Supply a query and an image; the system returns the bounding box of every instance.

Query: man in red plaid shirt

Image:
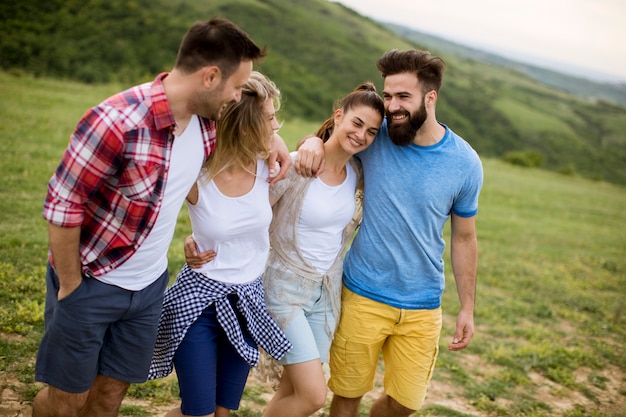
[32,18,290,417]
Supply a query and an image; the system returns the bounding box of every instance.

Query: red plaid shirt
[43,73,216,277]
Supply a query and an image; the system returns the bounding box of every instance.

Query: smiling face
[333,104,382,155]
[383,72,429,146]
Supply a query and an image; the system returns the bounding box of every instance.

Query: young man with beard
[296,49,483,417]
[33,18,290,417]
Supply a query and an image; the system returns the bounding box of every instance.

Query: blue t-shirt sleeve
[452,155,483,218]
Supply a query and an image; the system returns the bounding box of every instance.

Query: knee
[330,394,361,415]
[88,387,128,414]
[311,386,328,410]
[302,384,327,413]
[92,394,124,414]
[88,376,129,412]
[384,395,415,416]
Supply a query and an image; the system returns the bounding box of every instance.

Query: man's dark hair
[377,49,445,94]
[175,17,267,78]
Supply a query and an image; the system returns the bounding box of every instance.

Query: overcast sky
[333,0,626,83]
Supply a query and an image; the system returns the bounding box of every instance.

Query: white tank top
[189,160,272,284]
[297,163,357,273]
[99,115,205,290]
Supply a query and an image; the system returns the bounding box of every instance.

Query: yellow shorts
[328,286,442,410]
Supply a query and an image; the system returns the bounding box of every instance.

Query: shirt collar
[150,72,176,131]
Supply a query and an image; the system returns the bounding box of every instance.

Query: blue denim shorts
[35,262,168,393]
[279,284,336,365]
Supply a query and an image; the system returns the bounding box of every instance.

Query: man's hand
[58,278,83,301]
[294,136,325,177]
[184,235,216,269]
[448,308,474,351]
[268,133,291,183]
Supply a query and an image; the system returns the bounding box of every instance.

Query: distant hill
[386,23,626,107]
[1,0,625,185]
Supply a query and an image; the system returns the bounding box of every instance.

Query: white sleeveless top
[189,160,272,284]
[99,115,204,290]
[297,162,357,273]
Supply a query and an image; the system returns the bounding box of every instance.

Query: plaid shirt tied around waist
[42,73,216,277]
[148,264,292,380]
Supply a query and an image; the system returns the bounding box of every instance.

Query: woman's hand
[184,235,216,269]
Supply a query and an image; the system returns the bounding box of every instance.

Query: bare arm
[48,223,83,300]
[448,213,478,351]
[294,136,325,177]
[267,133,292,184]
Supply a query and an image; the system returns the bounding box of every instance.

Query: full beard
[386,105,427,146]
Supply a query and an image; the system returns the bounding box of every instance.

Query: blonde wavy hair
[201,71,281,182]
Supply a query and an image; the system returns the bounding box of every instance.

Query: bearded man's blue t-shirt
[343,119,483,310]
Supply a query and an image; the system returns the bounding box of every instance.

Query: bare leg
[263,359,327,417]
[329,394,362,417]
[368,394,415,417]
[215,406,230,417]
[77,374,130,417]
[32,385,89,417]
[165,407,184,417]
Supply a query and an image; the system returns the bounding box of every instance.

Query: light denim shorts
[279,284,336,365]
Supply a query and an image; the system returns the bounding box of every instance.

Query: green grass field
[0,72,624,416]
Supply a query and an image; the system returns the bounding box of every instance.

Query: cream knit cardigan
[263,156,364,336]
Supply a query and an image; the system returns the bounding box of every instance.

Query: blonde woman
[148,71,292,417]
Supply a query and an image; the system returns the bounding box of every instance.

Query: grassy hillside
[2,0,626,186]
[0,0,408,121]
[1,67,625,416]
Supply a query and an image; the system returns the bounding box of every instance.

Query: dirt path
[2,360,625,416]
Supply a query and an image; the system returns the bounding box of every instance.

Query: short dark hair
[376,49,445,94]
[175,17,267,77]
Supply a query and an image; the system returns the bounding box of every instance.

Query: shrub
[558,162,577,176]
[502,149,545,167]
